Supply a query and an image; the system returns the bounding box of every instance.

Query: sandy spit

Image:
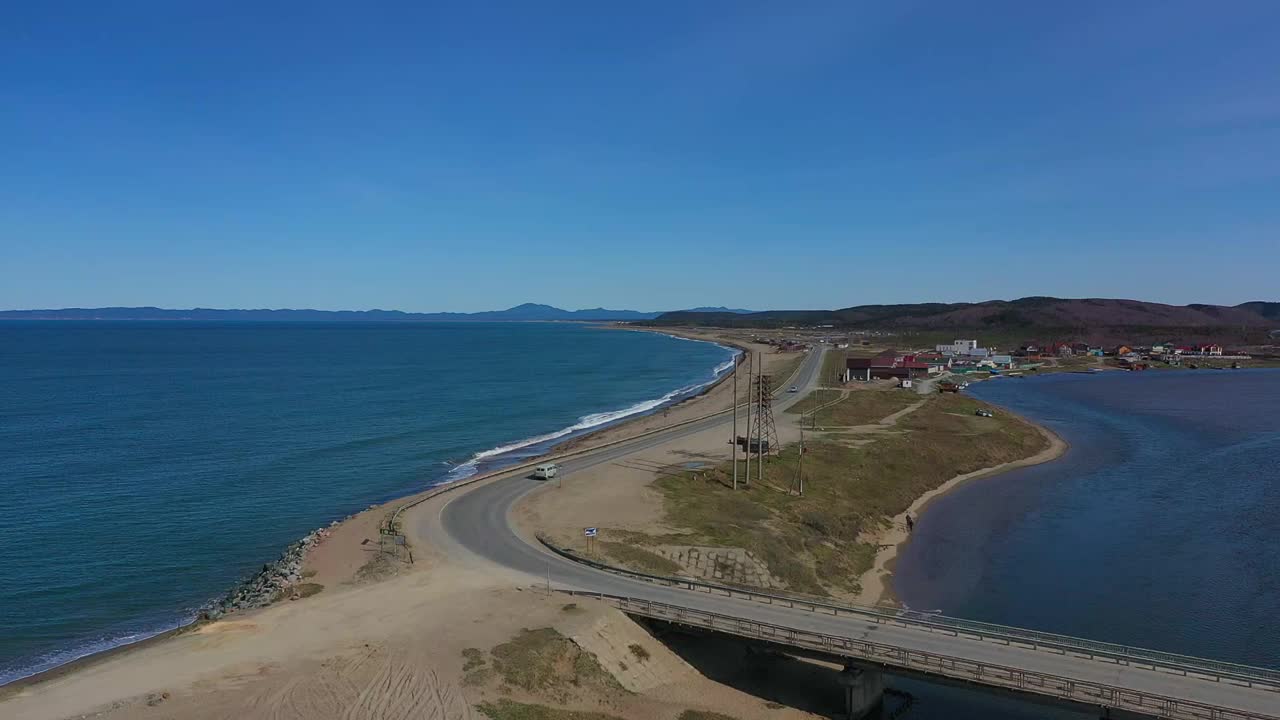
[852,419,1069,607]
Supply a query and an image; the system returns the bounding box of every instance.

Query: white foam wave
[713,356,738,376]
[1,617,193,687]
[441,348,738,483]
[442,383,701,481]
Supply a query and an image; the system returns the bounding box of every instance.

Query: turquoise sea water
[0,322,735,684]
[892,369,1280,719]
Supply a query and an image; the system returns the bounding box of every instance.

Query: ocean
[0,321,736,685]
[891,369,1280,719]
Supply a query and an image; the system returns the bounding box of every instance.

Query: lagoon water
[0,322,734,684]
[893,369,1280,718]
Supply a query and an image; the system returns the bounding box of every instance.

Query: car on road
[975,409,994,418]
[532,463,558,480]
[788,385,798,393]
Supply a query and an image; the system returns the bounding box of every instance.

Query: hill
[647,298,1280,344]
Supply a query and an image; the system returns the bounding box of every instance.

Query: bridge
[549,563,1280,720]
[420,346,1280,720]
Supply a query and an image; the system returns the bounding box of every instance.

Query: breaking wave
[442,343,739,483]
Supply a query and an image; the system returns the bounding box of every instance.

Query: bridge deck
[564,591,1279,720]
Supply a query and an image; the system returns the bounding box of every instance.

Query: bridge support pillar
[838,665,884,720]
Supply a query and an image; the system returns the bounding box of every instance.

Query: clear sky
[3,1,1278,312]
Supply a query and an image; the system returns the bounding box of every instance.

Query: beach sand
[1,481,822,720]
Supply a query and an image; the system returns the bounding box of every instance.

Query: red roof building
[846,355,932,381]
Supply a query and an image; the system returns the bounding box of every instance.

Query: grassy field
[787,386,920,428]
[638,393,1048,596]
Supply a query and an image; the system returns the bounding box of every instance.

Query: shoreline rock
[199,525,334,621]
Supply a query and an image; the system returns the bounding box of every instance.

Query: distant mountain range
[0,303,756,323]
[648,297,1280,343]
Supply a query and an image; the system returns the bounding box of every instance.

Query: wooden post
[752,351,762,484]
[744,351,752,488]
[732,353,739,491]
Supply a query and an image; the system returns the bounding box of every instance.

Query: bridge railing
[563,590,1278,720]
[537,536,1280,692]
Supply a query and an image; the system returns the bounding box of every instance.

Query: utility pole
[796,423,805,496]
[752,353,762,481]
[744,351,753,488]
[732,352,739,491]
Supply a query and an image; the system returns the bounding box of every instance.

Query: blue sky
[2,1,1278,312]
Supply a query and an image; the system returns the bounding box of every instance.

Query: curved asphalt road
[430,347,1280,718]
[437,346,825,586]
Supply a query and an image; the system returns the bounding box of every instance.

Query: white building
[936,339,981,356]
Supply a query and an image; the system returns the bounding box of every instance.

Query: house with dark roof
[845,352,932,382]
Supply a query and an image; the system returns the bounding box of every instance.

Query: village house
[845,352,932,382]
[989,354,1015,369]
[908,352,952,370]
[936,339,979,355]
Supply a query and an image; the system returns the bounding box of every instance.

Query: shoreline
[853,409,1069,607]
[0,325,745,691]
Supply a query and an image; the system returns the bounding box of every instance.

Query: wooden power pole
[731,352,739,491]
[744,352,753,488]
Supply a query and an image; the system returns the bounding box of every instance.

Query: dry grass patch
[678,711,739,720]
[596,541,682,575]
[651,394,1048,596]
[476,699,626,720]
[627,643,650,663]
[475,628,624,701]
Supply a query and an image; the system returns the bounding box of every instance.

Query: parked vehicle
[975,409,994,417]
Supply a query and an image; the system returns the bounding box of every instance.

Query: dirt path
[871,399,927,427]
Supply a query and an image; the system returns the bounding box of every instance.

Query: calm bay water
[892,369,1280,719]
[0,322,734,684]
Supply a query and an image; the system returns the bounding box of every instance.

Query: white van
[533,463,559,480]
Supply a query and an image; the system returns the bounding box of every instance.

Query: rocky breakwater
[200,525,334,621]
